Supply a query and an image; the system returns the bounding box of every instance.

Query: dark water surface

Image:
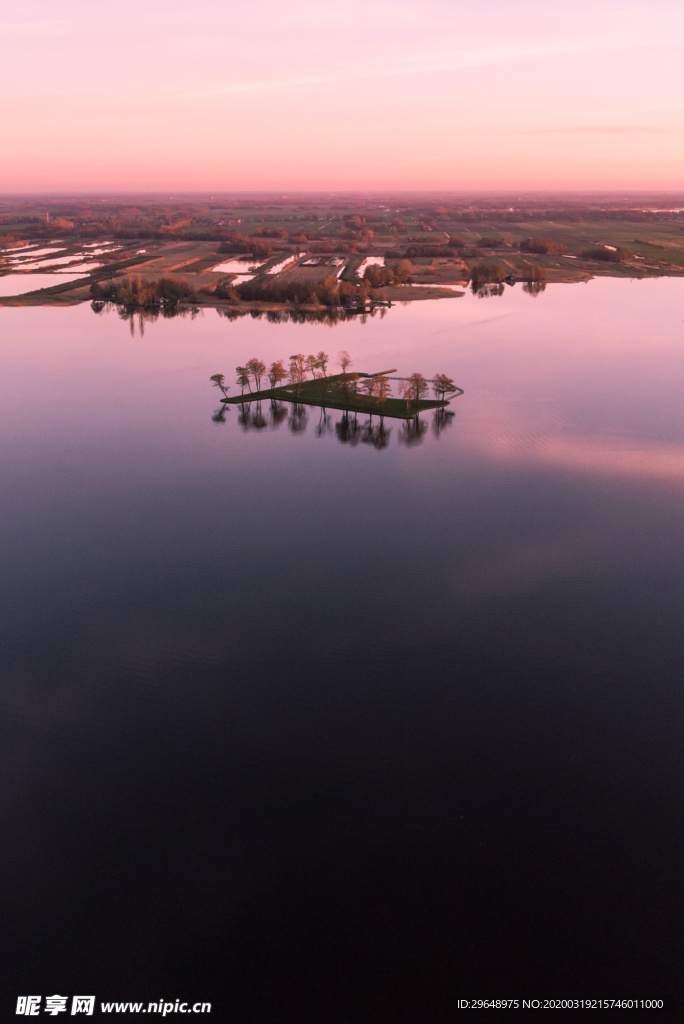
[2,280,684,1020]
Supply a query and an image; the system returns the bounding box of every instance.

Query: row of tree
[578,245,632,262]
[520,236,566,254]
[363,260,411,287]
[218,274,370,308]
[211,352,460,411]
[90,275,197,307]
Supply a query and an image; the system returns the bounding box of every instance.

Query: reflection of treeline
[470,262,508,287]
[221,399,455,450]
[90,275,197,307]
[91,300,203,337]
[218,274,365,307]
[216,306,379,325]
[91,298,371,329]
[470,260,546,290]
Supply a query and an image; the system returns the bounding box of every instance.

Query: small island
[211,353,463,421]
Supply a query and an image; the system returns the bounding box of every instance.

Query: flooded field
[7,247,65,259]
[14,255,103,270]
[212,257,263,273]
[0,272,89,296]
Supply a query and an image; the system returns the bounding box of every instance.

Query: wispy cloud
[186,39,619,100]
[0,19,65,35]
[516,125,674,135]
[175,22,668,103]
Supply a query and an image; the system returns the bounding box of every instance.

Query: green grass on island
[221,372,463,420]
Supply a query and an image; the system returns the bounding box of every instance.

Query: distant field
[409,256,468,284]
[5,195,684,309]
[461,220,684,270]
[182,253,224,273]
[384,285,463,300]
[340,256,365,282]
[277,264,337,284]
[125,241,219,275]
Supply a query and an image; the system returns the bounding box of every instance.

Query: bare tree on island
[306,354,319,380]
[360,377,377,421]
[375,375,391,417]
[409,373,428,407]
[338,350,352,375]
[246,357,266,392]
[361,377,377,400]
[312,351,329,399]
[268,360,288,389]
[236,366,251,394]
[399,372,428,411]
[210,373,229,398]
[399,379,412,409]
[289,353,306,395]
[432,373,459,403]
[210,374,230,423]
[337,350,353,407]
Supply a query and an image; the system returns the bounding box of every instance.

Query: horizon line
[3,188,684,198]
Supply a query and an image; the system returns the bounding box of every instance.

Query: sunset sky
[2,0,683,191]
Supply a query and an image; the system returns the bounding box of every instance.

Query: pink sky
[2,0,683,191]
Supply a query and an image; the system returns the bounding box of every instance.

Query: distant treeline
[4,196,684,253]
[520,237,566,254]
[470,261,546,287]
[363,261,412,287]
[90,275,197,307]
[578,245,632,262]
[216,275,366,307]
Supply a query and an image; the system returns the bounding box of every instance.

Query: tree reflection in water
[432,407,455,439]
[215,400,453,450]
[316,406,333,438]
[362,419,392,450]
[270,400,288,429]
[335,412,362,446]
[238,402,252,432]
[288,403,308,434]
[398,416,428,446]
[212,404,230,424]
[92,299,391,333]
[91,301,204,336]
[239,400,271,432]
[471,281,505,299]
[522,280,546,297]
[252,402,268,430]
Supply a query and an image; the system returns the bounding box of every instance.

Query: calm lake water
[2,279,684,1020]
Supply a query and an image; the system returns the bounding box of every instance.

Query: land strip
[4,195,684,310]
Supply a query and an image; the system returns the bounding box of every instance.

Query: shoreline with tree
[212,351,463,422]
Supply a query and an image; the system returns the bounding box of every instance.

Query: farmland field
[4,195,684,312]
